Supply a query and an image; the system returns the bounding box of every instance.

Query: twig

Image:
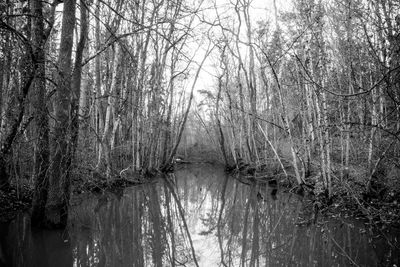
[328,229,361,267]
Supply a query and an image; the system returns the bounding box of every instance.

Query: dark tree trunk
[0,156,9,189]
[0,56,35,189]
[45,0,76,228]
[31,0,50,226]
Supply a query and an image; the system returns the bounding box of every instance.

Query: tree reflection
[0,164,399,266]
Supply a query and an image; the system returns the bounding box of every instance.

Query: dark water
[0,164,399,267]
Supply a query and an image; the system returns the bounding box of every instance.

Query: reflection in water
[0,164,399,266]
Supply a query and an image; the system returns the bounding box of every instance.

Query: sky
[191,0,294,109]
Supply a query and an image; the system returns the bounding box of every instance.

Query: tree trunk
[368,83,378,175]
[321,86,332,197]
[216,75,228,165]
[97,44,120,178]
[70,0,88,157]
[31,0,50,225]
[94,0,102,161]
[0,53,35,189]
[45,0,76,228]
[275,63,303,185]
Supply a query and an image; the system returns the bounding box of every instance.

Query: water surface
[1,164,399,266]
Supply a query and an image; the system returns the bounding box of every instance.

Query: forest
[0,0,399,235]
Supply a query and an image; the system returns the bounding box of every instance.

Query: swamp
[0,0,400,266]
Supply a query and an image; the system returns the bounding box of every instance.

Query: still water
[0,164,399,267]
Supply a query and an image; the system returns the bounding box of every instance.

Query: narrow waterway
[0,164,399,266]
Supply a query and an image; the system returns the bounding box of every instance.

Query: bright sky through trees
[193,0,293,114]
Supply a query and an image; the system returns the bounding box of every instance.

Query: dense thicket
[0,0,204,227]
[196,0,400,198]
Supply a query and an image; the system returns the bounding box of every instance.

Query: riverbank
[2,163,398,267]
[0,183,32,222]
[229,159,400,229]
[1,161,399,230]
[0,169,145,223]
